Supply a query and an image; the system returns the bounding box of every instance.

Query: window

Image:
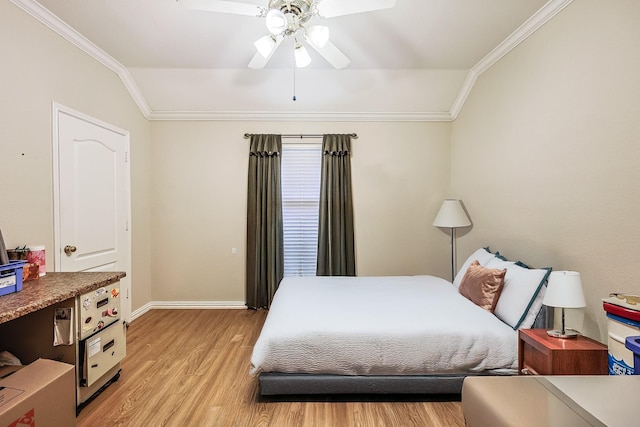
[281,142,322,276]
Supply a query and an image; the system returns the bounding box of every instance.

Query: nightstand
[518,328,608,375]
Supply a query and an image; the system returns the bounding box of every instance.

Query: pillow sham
[458,260,507,312]
[519,282,547,329]
[453,247,496,288]
[487,257,551,329]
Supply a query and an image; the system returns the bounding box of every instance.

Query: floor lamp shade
[432,200,472,228]
[433,199,471,282]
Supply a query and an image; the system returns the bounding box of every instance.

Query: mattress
[250,275,518,377]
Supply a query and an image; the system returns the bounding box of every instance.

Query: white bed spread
[250,275,518,376]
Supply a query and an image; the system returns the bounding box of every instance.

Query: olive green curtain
[246,134,284,309]
[317,134,356,276]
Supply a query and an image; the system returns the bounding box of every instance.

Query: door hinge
[124,151,129,163]
[125,220,129,232]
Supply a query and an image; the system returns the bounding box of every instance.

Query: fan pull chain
[292,63,297,101]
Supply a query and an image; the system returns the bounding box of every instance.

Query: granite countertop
[0,271,126,324]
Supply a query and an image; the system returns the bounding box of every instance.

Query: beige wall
[0,1,153,312]
[149,121,451,302]
[451,0,640,342]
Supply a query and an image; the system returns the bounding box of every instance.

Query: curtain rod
[244,133,358,139]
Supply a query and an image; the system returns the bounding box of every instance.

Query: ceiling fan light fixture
[266,8,287,35]
[183,0,396,69]
[254,35,276,58]
[294,43,312,68]
[306,25,330,48]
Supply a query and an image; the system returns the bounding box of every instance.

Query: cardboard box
[0,365,23,380]
[0,359,75,427]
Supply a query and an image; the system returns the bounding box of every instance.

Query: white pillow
[453,248,496,288]
[519,284,547,329]
[489,258,551,329]
[485,256,515,270]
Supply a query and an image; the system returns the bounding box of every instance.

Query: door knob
[64,245,77,255]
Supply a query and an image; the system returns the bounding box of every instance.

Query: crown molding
[10,0,152,118]
[450,0,574,120]
[148,110,452,122]
[13,0,572,123]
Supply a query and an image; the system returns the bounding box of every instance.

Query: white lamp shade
[542,271,586,308]
[432,199,471,228]
[266,9,287,35]
[254,35,277,58]
[294,44,311,68]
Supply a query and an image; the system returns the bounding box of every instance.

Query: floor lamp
[433,199,472,282]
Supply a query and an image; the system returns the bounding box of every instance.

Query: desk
[462,375,640,427]
[0,272,125,324]
[0,272,126,409]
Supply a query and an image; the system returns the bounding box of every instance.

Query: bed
[250,248,553,396]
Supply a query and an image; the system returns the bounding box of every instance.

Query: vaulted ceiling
[17,0,572,120]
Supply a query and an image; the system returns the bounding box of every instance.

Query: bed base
[258,373,490,396]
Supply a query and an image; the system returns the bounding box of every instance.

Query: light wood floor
[77,309,465,426]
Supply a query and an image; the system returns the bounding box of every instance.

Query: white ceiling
[20,0,567,120]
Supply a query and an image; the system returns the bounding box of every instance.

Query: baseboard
[129,301,246,323]
[129,302,152,322]
[151,301,246,310]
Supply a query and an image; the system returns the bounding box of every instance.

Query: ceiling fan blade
[248,35,284,69]
[178,0,265,17]
[304,37,350,69]
[316,0,396,18]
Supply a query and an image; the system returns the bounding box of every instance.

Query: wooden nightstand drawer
[521,340,547,375]
[518,329,608,376]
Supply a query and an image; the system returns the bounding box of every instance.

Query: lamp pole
[433,199,471,282]
[449,227,456,282]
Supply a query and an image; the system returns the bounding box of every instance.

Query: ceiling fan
[178,0,397,69]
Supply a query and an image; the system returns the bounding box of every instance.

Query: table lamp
[432,199,471,282]
[542,271,586,338]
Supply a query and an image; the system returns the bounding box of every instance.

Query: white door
[53,104,131,322]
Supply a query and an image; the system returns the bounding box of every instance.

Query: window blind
[281,142,322,277]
